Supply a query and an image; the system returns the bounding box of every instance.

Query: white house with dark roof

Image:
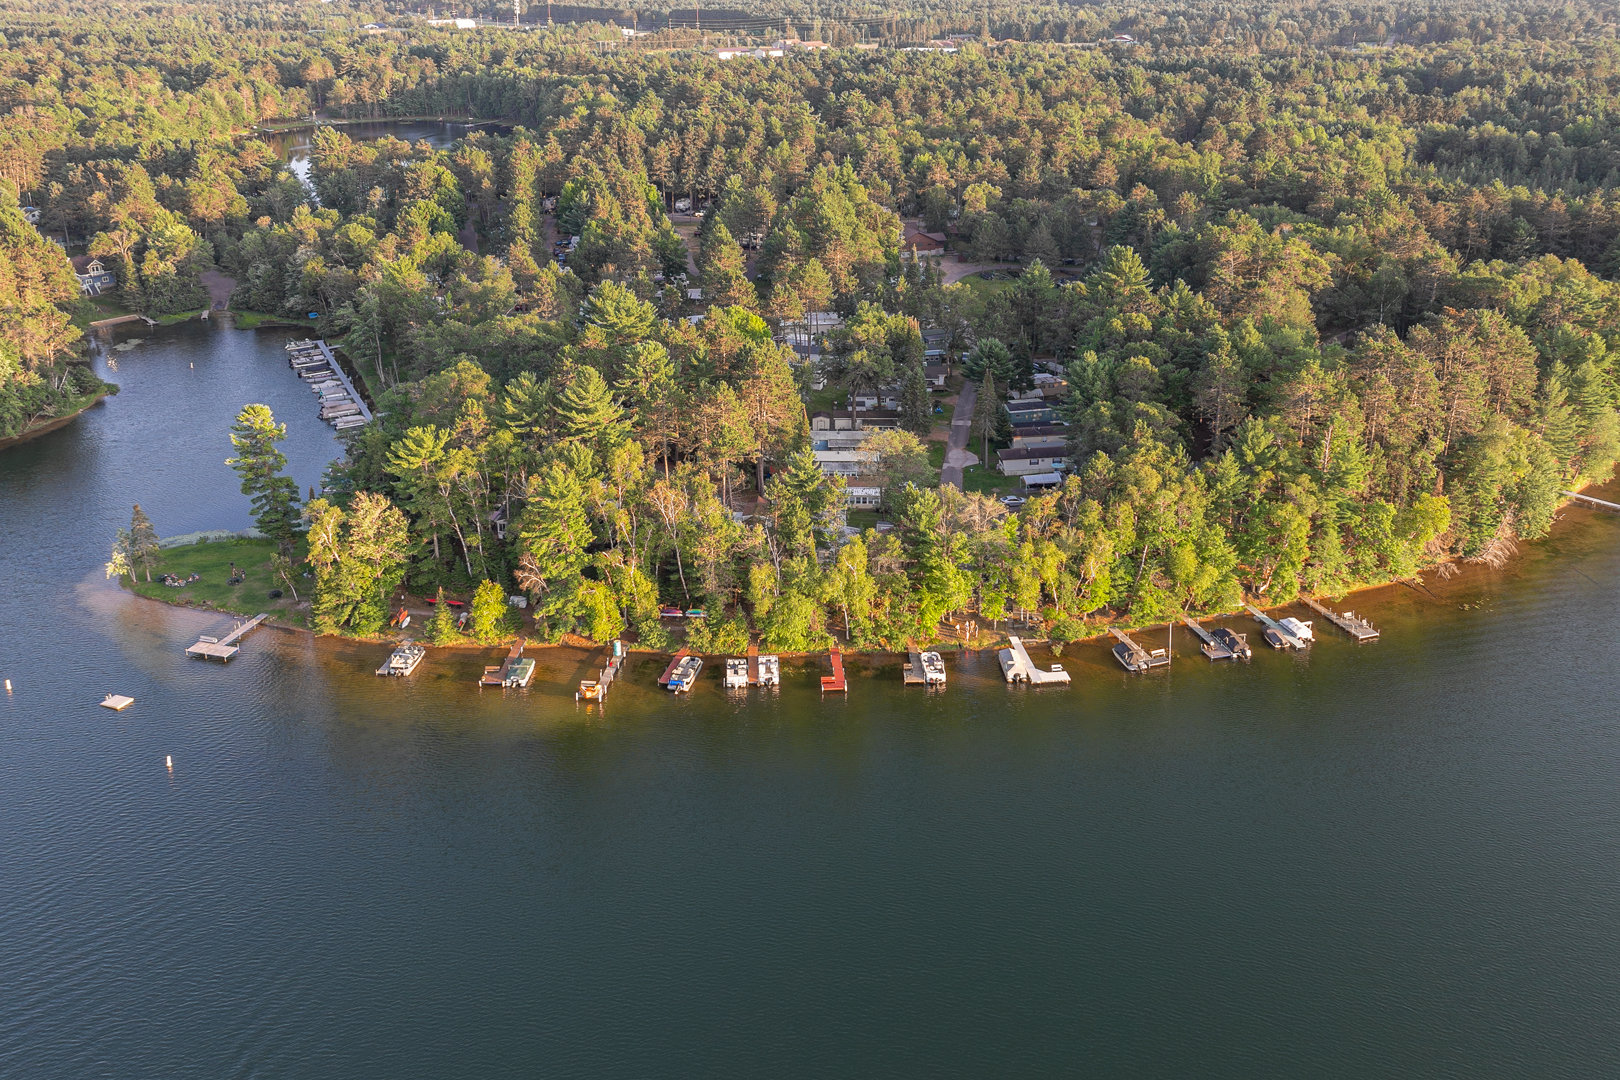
[997,446,1071,477]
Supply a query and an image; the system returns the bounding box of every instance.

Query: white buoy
[4,679,10,692]
[166,755,172,770]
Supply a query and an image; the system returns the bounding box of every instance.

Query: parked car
[1000,495,1026,507]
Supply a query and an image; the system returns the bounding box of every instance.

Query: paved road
[941,378,980,489]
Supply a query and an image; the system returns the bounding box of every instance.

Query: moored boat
[376,642,426,676]
[1211,627,1252,659]
[667,654,703,692]
[919,651,947,685]
[724,658,749,688]
[1279,617,1314,643]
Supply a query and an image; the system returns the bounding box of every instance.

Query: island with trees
[14,0,1616,653]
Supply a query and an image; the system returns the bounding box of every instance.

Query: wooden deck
[1110,627,1170,671]
[820,647,848,692]
[1300,598,1379,641]
[1180,617,1234,660]
[658,648,691,686]
[481,639,525,686]
[746,643,759,685]
[185,613,269,661]
[903,649,927,684]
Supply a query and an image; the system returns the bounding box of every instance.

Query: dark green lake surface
[2,319,1619,1078]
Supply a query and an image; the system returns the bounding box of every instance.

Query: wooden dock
[904,650,927,685]
[1301,598,1379,641]
[185,613,269,661]
[1244,604,1307,649]
[287,339,372,428]
[747,643,759,685]
[1180,617,1234,660]
[1110,627,1170,672]
[657,648,691,686]
[997,636,1071,684]
[820,647,848,692]
[481,638,525,686]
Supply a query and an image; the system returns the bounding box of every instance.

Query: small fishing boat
[724,658,749,688]
[1211,627,1251,659]
[666,654,703,692]
[1279,617,1314,643]
[1262,627,1293,650]
[919,651,947,685]
[376,642,426,676]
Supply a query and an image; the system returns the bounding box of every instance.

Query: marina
[285,339,371,431]
[1245,604,1309,649]
[376,642,426,676]
[1110,627,1171,673]
[997,636,1071,685]
[1300,598,1380,641]
[184,612,269,661]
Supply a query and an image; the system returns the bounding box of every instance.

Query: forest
[9,0,1620,648]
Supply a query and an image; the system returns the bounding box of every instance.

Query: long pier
[1563,490,1620,512]
[1244,604,1307,649]
[185,613,269,661]
[287,339,372,428]
[904,650,927,685]
[1180,617,1233,660]
[997,636,1071,684]
[1300,598,1379,641]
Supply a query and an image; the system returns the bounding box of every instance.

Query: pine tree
[898,359,933,436]
[971,367,1001,467]
[429,587,460,645]
[226,404,300,554]
[554,366,631,450]
[469,579,510,644]
[127,504,161,582]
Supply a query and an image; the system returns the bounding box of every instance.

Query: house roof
[1006,399,1052,412]
[70,255,100,273]
[997,446,1071,462]
[1011,424,1070,438]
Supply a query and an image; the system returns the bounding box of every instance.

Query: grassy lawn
[807,383,845,414]
[957,274,1016,301]
[124,538,309,625]
[846,509,883,531]
[232,310,311,330]
[927,441,946,471]
[154,309,206,325]
[962,462,1018,496]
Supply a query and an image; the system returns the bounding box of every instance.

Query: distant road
[941,378,978,489]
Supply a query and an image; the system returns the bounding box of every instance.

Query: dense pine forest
[14,0,1620,648]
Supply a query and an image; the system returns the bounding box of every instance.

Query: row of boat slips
[285,339,371,432]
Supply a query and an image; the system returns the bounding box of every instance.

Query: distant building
[1009,423,1070,449]
[923,363,949,389]
[997,446,1071,477]
[70,255,116,297]
[427,18,477,29]
[1006,400,1056,425]
[22,206,41,225]
[811,408,900,432]
[903,226,947,256]
[845,481,883,509]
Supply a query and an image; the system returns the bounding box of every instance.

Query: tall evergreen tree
[126,504,161,582]
[898,359,933,436]
[226,404,300,554]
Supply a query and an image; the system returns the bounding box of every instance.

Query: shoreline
[0,392,111,451]
[116,476,1620,662]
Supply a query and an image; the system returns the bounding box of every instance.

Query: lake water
[2,320,1619,1078]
